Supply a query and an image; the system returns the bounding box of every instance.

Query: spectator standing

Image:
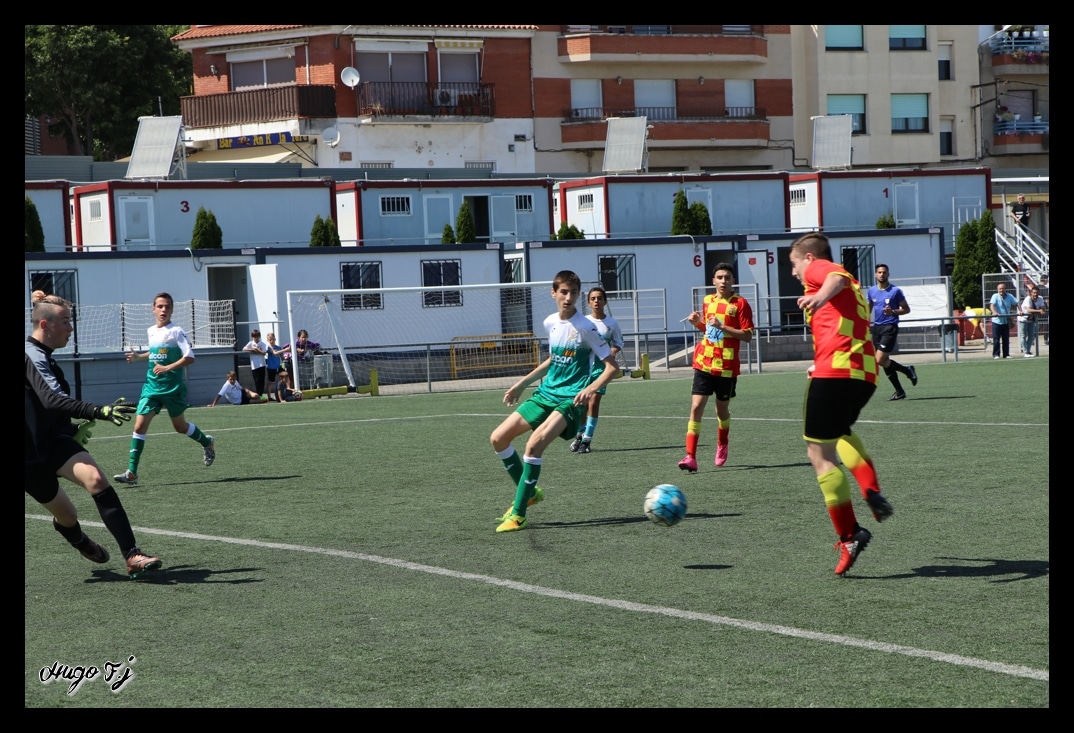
[1019,286,1047,357]
[989,283,1019,359]
[866,264,918,401]
[243,329,269,395]
[292,329,320,391]
[1010,194,1031,231]
[265,333,289,400]
[1036,275,1050,345]
[788,232,893,576]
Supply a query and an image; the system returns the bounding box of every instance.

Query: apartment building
[169,25,1042,175]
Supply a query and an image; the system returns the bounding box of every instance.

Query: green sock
[128,437,145,474]
[187,423,211,446]
[512,459,542,516]
[501,450,523,486]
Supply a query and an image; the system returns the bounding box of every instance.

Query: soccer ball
[644,484,687,527]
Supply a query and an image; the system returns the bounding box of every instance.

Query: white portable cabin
[553,172,791,239]
[335,178,556,247]
[788,167,991,265]
[25,180,72,252]
[70,178,337,251]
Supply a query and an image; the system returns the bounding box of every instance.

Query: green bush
[441,224,456,244]
[876,212,896,229]
[26,196,45,252]
[671,190,691,235]
[191,206,223,249]
[689,202,712,236]
[555,222,585,240]
[455,201,477,244]
[310,215,327,247]
[324,216,341,247]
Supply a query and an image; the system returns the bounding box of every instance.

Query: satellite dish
[341,67,360,88]
[322,126,340,147]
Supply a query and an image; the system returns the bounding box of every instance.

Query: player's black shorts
[803,378,876,442]
[871,323,900,353]
[25,436,84,504]
[691,370,737,401]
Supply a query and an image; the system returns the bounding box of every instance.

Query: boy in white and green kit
[489,271,620,533]
[114,292,216,485]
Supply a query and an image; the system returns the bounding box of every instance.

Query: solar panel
[602,117,648,174]
[125,116,184,179]
[811,115,853,170]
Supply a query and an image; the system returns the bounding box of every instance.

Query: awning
[435,39,484,50]
[184,145,307,164]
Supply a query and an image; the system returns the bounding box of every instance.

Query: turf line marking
[26,514,1048,683]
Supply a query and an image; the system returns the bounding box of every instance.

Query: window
[939,118,954,156]
[840,246,875,284]
[422,259,462,307]
[937,41,953,80]
[891,94,929,133]
[380,196,412,216]
[889,25,926,50]
[438,52,478,83]
[598,255,636,297]
[827,94,866,134]
[578,193,594,212]
[724,80,756,118]
[89,200,103,222]
[465,161,496,170]
[230,58,294,91]
[340,262,383,310]
[29,270,78,305]
[515,195,533,213]
[360,161,394,169]
[633,25,670,35]
[570,79,602,119]
[825,26,863,50]
[790,189,807,207]
[634,80,676,120]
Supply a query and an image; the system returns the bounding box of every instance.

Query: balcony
[990,31,1050,74]
[180,84,336,129]
[357,82,495,119]
[561,106,769,148]
[558,25,768,63]
[992,117,1050,154]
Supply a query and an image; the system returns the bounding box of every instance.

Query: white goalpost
[286,282,554,394]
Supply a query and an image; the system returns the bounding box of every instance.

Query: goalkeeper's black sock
[93,486,137,557]
[52,518,85,546]
[889,359,912,378]
[884,365,904,393]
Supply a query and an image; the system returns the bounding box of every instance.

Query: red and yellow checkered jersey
[801,258,878,383]
[691,293,754,377]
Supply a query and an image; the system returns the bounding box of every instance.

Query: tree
[689,202,713,236]
[191,206,222,249]
[324,216,341,247]
[951,217,979,310]
[441,224,456,244]
[310,215,328,247]
[26,197,45,252]
[455,200,477,244]
[671,190,691,235]
[555,222,585,240]
[975,209,1000,277]
[25,25,192,160]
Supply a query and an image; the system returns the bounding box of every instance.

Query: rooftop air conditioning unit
[434,88,458,107]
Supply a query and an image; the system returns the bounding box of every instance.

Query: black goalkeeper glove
[95,399,136,426]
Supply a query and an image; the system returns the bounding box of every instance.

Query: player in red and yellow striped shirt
[790,233,894,576]
[677,262,754,473]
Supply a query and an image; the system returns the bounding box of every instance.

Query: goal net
[286,282,556,394]
[25,299,236,356]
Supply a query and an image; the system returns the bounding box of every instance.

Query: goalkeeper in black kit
[25,293,163,579]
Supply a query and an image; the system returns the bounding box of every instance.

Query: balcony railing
[564,106,767,122]
[358,82,495,118]
[994,119,1049,134]
[180,84,336,129]
[990,32,1050,55]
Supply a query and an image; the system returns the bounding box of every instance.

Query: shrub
[689,202,713,236]
[310,215,328,247]
[875,212,896,229]
[26,196,45,252]
[191,206,223,249]
[455,201,477,244]
[324,216,341,247]
[671,190,691,235]
[555,222,585,240]
[441,224,456,244]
